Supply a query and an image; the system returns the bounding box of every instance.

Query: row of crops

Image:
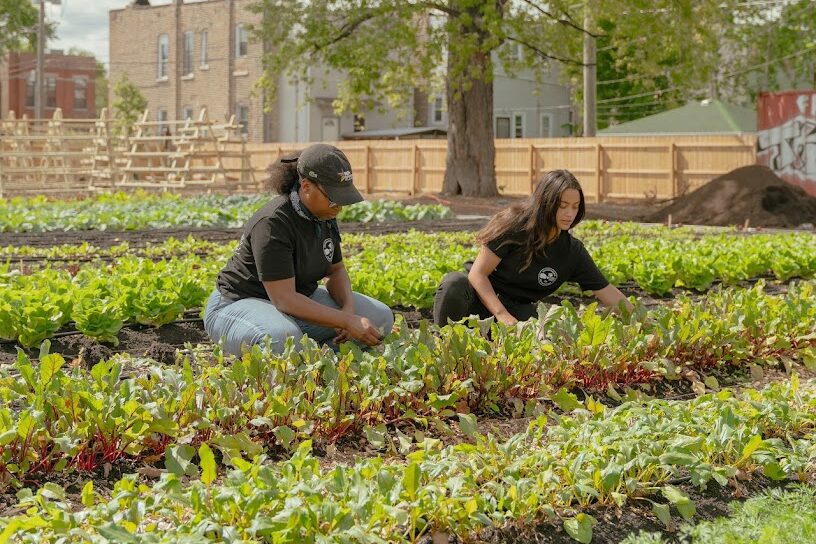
[2,280,816,487]
[0,193,453,232]
[2,225,816,347]
[1,362,813,542]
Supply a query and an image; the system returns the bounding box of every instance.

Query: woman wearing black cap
[433,169,633,327]
[204,143,393,355]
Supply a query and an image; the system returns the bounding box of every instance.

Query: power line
[597,106,670,117]
[597,100,677,110]
[719,43,816,79]
[597,76,637,86]
[494,104,573,112]
[596,43,815,104]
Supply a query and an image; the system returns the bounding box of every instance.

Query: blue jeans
[203,287,394,356]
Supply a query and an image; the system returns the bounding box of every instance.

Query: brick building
[109,0,573,143]
[110,0,277,142]
[0,50,97,119]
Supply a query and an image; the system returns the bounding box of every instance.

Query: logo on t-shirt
[323,238,335,262]
[538,267,558,287]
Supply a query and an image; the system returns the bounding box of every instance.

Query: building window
[432,95,444,124]
[509,42,524,62]
[157,107,168,135]
[183,31,194,76]
[200,30,208,66]
[26,71,35,107]
[182,105,194,120]
[46,76,57,108]
[496,116,510,138]
[236,103,249,134]
[235,24,249,58]
[540,113,552,137]
[73,77,88,110]
[513,113,524,138]
[353,113,365,132]
[157,34,169,79]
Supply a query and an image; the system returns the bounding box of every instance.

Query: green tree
[725,0,816,103]
[253,0,736,196]
[562,18,692,131]
[556,1,737,131]
[0,0,39,56]
[94,61,109,116]
[112,74,147,135]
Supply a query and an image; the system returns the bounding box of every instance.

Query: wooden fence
[1,110,756,200]
[232,134,757,201]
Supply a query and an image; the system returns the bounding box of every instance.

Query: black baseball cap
[297,144,364,206]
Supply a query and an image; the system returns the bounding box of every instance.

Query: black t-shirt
[485,230,608,304]
[216,195,343,301]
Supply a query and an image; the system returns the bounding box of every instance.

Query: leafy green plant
[0,193,453,233]
[1,380,814,543]
[72,295,124,345]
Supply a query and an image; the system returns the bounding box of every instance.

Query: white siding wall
[492,61,573,138]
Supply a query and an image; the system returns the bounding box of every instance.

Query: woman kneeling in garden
[433,169,633,327]
[204,143,394,355]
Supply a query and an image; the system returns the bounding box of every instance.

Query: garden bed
[2,202,815,542]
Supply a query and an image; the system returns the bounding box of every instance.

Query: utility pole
[35,0,46,119]
[583,5,596,137]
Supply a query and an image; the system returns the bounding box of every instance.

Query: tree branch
[310,11,377,52]
[505,36,587,66]
[308,1,458,53]
[519,0,602,38]
[413,1,462,18]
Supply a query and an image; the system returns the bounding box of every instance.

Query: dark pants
[432,271,538,326]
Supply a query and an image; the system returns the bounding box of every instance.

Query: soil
[0,218,488,249]
[0,321,210,368]
[397,193,654,223]
[646,165,816,229]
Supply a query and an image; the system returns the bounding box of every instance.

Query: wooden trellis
[0,110,100,196]
[0,108,258,197]
[115,108,256,191]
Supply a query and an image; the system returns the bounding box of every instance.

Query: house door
[322,116,340,141]
[496,116,511,139]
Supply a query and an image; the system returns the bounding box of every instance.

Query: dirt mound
[648,165,816,228]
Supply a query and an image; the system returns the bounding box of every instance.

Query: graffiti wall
[757,91,816,196]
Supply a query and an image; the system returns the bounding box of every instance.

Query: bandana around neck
[289,180,339,240]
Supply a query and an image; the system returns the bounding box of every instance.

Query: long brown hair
[476,169,586,271]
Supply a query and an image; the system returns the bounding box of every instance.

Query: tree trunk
[442,51,498,197]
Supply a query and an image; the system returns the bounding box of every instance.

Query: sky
[46,0,174,68]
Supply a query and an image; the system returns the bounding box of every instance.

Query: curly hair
[264,151,302,194]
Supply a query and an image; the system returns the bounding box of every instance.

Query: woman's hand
[333,328,351,344]
[340,314,383,346]
[495,309,518,327]
[593,284,634,315]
